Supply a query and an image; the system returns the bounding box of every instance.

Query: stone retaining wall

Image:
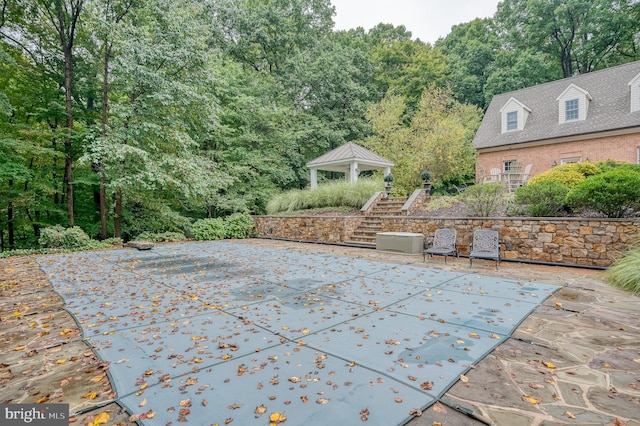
[254,215,640,267]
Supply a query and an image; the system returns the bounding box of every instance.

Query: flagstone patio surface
[36,241,558,425]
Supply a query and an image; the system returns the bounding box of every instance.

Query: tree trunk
[8,179,14,249]
[114,188,122,238]
[63,42,75,226]
[99,41,113,239]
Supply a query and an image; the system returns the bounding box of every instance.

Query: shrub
[513,182,569,217]
[134,231,186,242]
[38,225,66,248]
[39,225,91,249]
[224,213,255,239]
[528,168,586,188]
[606,239,640,295]
[461,183,507,217]
[565,169,640,217]
[103,237,124,246]
[192,218,226,241]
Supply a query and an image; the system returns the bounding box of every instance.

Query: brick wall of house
[254,215,640,267]
[477,132,640,180]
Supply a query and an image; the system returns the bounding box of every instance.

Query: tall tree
[1,0,85,226]
[210,0,335,74]
[436,18,500,108]
[82,0,228,238]
[495,0,640,77]
[363,86,481,194]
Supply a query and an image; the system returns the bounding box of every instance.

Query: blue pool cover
[38,241,558,425]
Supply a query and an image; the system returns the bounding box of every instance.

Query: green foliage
[461,183,508,217]
[134,232,186,242]
[192,218,226,241]
[513,182,569,217]
[565,169,640,218]
[606,240,640,295]
[363,85,480,195]
[420,170,432,181]
[224,213,256,239]
[39,226,91,249]
[265,178,382,214]
[528,167,586,188]
[103,238,124,246]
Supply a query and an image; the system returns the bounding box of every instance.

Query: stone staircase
[347,196,408,246]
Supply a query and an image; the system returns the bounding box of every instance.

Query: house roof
[474,60,640,150]
[306,142,394,172]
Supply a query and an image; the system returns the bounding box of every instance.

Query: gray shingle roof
[306,142,394,170]
[474,60,640,150]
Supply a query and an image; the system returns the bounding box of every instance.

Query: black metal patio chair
[423,228,458,263]
[469,229,500,269]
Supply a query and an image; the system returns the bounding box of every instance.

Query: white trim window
[565,99,579,121]
[506,111,518,131]
[561,157,581,165]
[637,146,640,164]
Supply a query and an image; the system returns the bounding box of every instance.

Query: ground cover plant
[607,237,640,294]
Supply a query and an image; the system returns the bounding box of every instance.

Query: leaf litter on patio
[27,241,557,425]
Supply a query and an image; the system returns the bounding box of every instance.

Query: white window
[506,111,518,131]
[565,99,579,121]
[637,146,640,164]
[503,160,517,172]
[561,157,581,165]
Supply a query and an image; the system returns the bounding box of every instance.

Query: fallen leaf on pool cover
[408,408,422,416]
[88,412,110,426]
[269,412,287,423]
[179,398,191,407]
[459,374,469,383]
[565,411,576,419]
[522,395,540,404]
[360,408,370,421]
[420,381,433,390]
[542,361,556,369]
[255,404,267,414]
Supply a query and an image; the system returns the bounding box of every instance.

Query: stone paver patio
[1,239,639,425]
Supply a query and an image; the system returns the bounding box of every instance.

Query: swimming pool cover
[38,241,558,425]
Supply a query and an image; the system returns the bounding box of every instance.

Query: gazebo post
[350,162,359,183]
[310,168,318,189]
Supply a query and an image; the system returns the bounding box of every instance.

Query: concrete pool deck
[1,239,639,425]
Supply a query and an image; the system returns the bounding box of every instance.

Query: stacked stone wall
[254,215,640,267]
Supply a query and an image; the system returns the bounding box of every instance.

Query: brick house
[473,60,640,185]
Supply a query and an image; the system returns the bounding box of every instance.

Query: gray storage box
[376,232,424,254]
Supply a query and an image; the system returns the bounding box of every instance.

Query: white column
[384,166,391,176]
[310,168,318,189]
[350,162,359,183]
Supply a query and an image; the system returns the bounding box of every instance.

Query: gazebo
[306,142,394,189]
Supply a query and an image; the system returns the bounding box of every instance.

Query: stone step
[370,210,403,216]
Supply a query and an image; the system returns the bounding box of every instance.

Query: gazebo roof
[306,142,394,173]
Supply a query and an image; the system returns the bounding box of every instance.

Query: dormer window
[557,83,591,123]
[500,97,531,133]
[506,111,518,131]
[630,71,640,113]
[565,99,579,121]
